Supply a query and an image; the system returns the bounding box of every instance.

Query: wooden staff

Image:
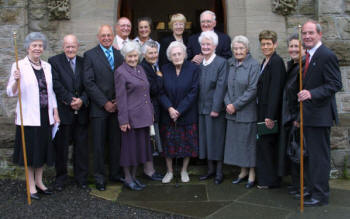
[13,32,31,205]
[298,24,304,212]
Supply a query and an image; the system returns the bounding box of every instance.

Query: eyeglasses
[233,47,246,51]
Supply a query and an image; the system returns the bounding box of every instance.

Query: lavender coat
[115,62,154,129]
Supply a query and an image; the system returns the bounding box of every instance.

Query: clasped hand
[168,107,180,122]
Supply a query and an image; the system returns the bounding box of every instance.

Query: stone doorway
[117,0,227,41]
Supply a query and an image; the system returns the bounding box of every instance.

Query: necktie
[69,59,75,74]
[303,52,310,78]
[106,50,114,70]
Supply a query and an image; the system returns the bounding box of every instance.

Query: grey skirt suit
[224,54,259,167]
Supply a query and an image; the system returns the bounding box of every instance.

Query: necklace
[28,57,41,66]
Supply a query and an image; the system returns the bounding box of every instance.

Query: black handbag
[287,126,308,163]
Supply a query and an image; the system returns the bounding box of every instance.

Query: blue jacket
[159,60,200,125]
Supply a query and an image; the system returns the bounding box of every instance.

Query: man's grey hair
[303,20,322,34]
[231,35,249,50]
[200,10,216,21]
[198,31,218,46]
[166,41,187,61]
[24,32,48,50]
[141,40,159,55]
[120,41,141,58]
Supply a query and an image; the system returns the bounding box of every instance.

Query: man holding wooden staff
[298,20,342,206]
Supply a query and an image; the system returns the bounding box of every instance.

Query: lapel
[95,46,113,72]
[303,45,322,87]
[112,47,120,70]
[124,63,146,81]
[60,53,75,81]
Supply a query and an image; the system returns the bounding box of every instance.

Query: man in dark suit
[298,20,342,206]
[187,10,232,64]
[50,34,89,191]
[83,25,124,191]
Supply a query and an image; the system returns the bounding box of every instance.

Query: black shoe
[294,191,311,200]
[110,176,125,183]
[245,181,255,189]
[36,187,53,195]
[54,184,64,192]
[304,198,325,207]
[134,179,146,188]
[214,176,223,185]
[96,183,106,191]
[232,176,248,184]
[144,172,163,181]
[124,181,143,191]
[77,183,90,190]
[30,192,40,200]
[199,172,216,181]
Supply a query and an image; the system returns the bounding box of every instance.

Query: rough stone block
[29,8,46,20]
[324,40,350,66]
[286,15,308,29]
[320,16,340,40]
[297,0,316,15]
[331,127,350,149]
[331,150,350,168]
[345,0,350,13]
[336,17,350,40]
[319,0,344,14]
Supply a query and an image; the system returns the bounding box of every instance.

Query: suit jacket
[187,31,232,60]
[140,59,162,122]
[256,52,286,122]
[224,54,259,122]
[159,60,200,125]
[302,44,342,127]
[7,57,57,126]
[49,53,88,125]
[115,62,154,128]
[199,55,228,114]
[83,45,123,118]
[159,35,188,67]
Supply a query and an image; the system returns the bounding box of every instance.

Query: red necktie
[303,52,310,78]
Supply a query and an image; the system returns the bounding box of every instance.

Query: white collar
[114,35,129,49]
[307,41,322,60]
[202,53,216,66]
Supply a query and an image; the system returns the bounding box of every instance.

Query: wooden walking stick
[13,32,31,205]
[298,24,304,212]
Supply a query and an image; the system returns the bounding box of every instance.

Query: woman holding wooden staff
[7,32,60,200]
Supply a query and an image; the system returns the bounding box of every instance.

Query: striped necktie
[105,49,114,70]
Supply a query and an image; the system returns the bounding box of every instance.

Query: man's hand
[265,118,275,129]
[104,101,117,113]
[298,90,312,102]
[210,111,219,117]
[226,104,236,115]
[71,97,83,110]
[120,124,131,132]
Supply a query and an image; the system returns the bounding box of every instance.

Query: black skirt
[13,108,55,168]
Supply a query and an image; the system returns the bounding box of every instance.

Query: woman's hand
[168,107,180,121]
[265,118,275,129]
[120,124,131,132]
[226,104,236,115]
[210,111,219,117]
[53,108,60,124]
[14,69,21,80]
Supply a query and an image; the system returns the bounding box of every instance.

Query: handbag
[287,126,308,164]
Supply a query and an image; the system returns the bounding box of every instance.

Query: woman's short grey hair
[141,40,159,55]
[198,31,218,46]
[24,32,48,50]
[231,35,249,50]
[166,41,187,61]
[121,41,141,58]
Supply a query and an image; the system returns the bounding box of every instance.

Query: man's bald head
[63,34,79,59]
[116,17,131,40]
[98,24,114,48]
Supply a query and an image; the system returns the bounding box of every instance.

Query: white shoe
[181,171,190,183]
[162,172,173,183]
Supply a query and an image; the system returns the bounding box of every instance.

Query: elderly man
[298,20,342,206]
[49,34,89,191]
[113,17,132,50]
[83,25,124,191]
[187,10,232,64]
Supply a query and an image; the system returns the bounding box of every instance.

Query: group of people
[7,9,342,207]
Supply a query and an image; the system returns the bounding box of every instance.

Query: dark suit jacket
[115,62,154,129]
[302,44,342,127]
[159,35,188,67]
[187,31,232,60]
[257,52,286,122]
[159,60,200,125]
[140,59,162,122]
[49,53,88,125]
[83,45,123,118]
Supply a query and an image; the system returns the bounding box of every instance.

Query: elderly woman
[279,33,306,195]
[159,13,188,66]
[139,40,164,181]
[197,31,227,184]
[256,30,286,189]
[224,35,259,189]
[159,41,199,183]
[134,17,160,49]
[115,41,154,191]
[7,32,60,200]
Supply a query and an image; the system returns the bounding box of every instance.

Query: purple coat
[115,62,154,128]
